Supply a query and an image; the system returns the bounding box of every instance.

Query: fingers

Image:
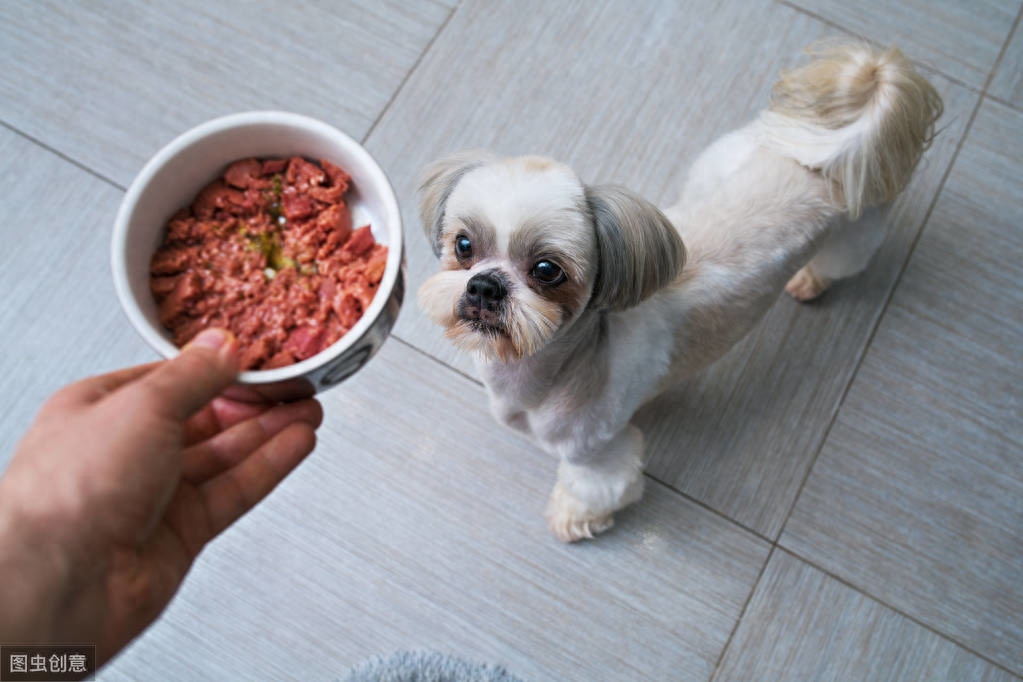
[183,397,270,447]
[182,399,323,483]
[46,362,162,409]
[219,384,275,404]
[209,396,275,430]
[128,329,240,422]
[199,422,317,538]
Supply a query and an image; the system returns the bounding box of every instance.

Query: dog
[416,43,943,542]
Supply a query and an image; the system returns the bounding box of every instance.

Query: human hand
[0,329,322,665]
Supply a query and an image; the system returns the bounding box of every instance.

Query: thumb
[132,329,241,422]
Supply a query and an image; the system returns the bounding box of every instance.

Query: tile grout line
[776,0,986,94]
[10,0,467,192]
[391,336,778,547]
[391,334,776,547]
[981,4,1023,97]
[772,47,1000,546]
[765,12,1023,672]
[644,475,773,545]
[358,0,466,394]
[708,545,776,682]
[0,120,126,192]
[390,344,785,675]
[984,91,1023,113]
[775,546,1023,678]
[775,0,1023,543]
[359,0,463,147]
[981,3,1023,110]
[391,335,484,388]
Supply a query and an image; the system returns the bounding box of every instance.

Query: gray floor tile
[787,0,1021,88]
[990,22,1023,107]
[714,551,1017,682]
[0,127,154,462]
[780,100,1023,674]
[101,339,770,682]
[0,0,453,187]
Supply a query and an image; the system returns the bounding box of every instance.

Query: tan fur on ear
[417,150,498,257]
[586,185,686,311]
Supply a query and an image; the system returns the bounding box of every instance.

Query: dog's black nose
[466,272,507,309]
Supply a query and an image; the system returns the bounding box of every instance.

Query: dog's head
[416,151,685,362]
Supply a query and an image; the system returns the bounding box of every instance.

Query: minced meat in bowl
[112,111,404,397]
[150,156,387,371]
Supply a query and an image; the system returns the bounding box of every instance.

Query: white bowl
[112,111,405,399]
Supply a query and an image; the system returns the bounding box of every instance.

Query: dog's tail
[760,42,943,218]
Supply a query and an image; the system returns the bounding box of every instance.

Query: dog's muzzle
[461,271,507,327]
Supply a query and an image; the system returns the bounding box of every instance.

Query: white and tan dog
[417,43,943,542]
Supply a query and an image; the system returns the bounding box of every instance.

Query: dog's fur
[417,43,943,541]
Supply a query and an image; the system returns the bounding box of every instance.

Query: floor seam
[644,475,773,545]
[775,546,1023,678]
[760,7,1023,677]
[389,343,787,677]
[772,79,989,546]
[0,120,126,192]
[391,335,482,387]
[1,0,465,197]
[980,5,1023,97]
[387,336,787,548]
[360,0,463,146]
[978,3,1023,116]
[984,92,1023,113]
[708,545,776,682]
[773,0,1021,543]
[390,339,776,546]
[777,0,991,94]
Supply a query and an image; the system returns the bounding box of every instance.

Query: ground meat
[149,157,387,370]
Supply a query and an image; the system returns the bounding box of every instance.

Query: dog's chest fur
[477,306,678,461]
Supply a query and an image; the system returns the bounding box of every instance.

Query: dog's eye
[454,234,473,259]
[530,260,565,285]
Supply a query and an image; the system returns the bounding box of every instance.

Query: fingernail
[187,329,228,351]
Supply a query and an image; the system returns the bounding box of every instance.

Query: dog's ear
[586,185,686,310]
[418,150,497,257]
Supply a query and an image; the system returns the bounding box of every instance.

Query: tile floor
[0,1,1020,680]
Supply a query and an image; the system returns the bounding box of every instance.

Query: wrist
[0,479,70,644]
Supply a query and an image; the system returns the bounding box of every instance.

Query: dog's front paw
[785,265,831,302]
[545,483,615,543]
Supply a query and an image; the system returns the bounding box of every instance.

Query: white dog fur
[417,43,943,542]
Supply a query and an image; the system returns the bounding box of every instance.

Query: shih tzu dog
[417,43,943,542]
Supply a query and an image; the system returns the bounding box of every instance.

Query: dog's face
[417,151,686,362]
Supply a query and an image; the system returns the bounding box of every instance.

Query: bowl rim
[111,110,404,385]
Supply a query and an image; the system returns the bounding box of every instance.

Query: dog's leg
[545,425,646,542]
[786,205,889,301]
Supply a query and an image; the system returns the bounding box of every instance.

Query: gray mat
[341,651,526,682]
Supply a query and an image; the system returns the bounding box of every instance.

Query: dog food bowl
[112,111,405,401]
